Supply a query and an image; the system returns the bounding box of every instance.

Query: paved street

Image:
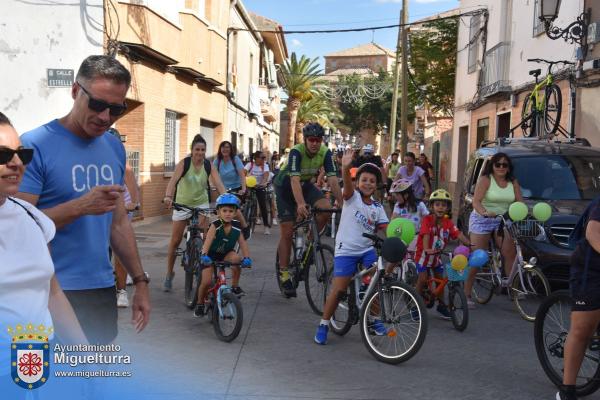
[112,217,559,400]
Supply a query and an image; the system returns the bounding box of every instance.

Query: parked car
[457,137,600,286]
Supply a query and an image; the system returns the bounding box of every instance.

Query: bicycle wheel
[359,282,428,364]
[449,284,469,332]
[521,94,537,137]
[212,292,244,342]
[305,244,334,315]
[543,84,562,136]
[328,273,357,336]
[473,265,496,305]
[534,291,600,396]
[184,237,203,309]
[511,266,550,322]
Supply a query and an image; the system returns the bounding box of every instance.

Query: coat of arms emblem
[9,323,52,390]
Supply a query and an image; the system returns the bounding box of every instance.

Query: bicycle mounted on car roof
[510,58,575,139]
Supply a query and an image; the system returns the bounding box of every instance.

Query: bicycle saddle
[529,69,542,78]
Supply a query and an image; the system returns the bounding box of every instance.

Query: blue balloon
[468,249,489,268]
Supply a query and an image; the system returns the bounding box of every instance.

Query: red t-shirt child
[415,215,460,268]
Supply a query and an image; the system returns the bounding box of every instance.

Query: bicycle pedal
[175,249,184,256]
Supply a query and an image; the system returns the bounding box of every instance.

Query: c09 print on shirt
[71,164,116,192]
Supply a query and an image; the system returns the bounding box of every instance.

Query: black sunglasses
[0,147,34,165]
[494,162,509,168]
[77,82,127,116]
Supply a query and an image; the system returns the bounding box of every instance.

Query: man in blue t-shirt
[16,55,150,344]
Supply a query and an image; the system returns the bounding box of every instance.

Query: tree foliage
[409,18,458,116]
[280,52,323,147]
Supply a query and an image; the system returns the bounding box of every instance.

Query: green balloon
[508,201,528,221]
[533,202,552,222]
[386,218,416,244]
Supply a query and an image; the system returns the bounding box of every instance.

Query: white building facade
[1,0,104,132]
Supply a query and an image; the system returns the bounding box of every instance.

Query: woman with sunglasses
[0,112,88,394]
[464,152,523,308]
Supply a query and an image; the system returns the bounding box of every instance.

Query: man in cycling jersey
[274,122,343,297]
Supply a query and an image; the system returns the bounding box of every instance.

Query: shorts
[64,287,118,344]
[204,250,237,269]
[570,262,600,311]
[416,263,444,274]
[274,179,325,223]
[172,204,210,221]
[333,249,378,277]
[469,211,501,234]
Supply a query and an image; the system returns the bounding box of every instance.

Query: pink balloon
[454,245,471,258]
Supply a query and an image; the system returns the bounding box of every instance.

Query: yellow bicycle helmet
[429,189,452,203]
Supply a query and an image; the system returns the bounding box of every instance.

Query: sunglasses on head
[494,162,509,168]
[0,147,34,165]
[77,82,127,116]
[306,137,322,144]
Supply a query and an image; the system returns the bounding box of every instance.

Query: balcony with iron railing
[479,42,512,99]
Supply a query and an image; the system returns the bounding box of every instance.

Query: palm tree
[294,95,342,143]
[280,53,322,148]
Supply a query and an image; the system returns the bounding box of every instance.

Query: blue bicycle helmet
[216,193,240,209]
[302,122,325,138]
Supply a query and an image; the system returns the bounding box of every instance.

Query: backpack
[174,157,212,202]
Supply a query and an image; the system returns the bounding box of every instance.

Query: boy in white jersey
[314,151,388,345]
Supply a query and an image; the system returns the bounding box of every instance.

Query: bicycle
[328,233,428,364]
[190,260,247,342]
[240,186,259,238]
[534,290,600,397]
[172,203,215,309]
[519,58,575,138]
[275,207,340,315]
[420,250,469,332]
[471,213,551,321]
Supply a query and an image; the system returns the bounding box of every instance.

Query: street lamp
[538,0,590,45]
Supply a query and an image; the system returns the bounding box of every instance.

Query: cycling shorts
[274,180,324,223]
[203,250,237,269]
[333,249,377,277]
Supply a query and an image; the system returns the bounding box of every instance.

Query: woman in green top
[162,135,226,292]
[464,152,523,307]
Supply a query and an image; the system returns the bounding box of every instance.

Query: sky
[242,0,461,68]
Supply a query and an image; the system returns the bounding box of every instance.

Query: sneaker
[116,289,129,308]
[314,324,329,345]
[126,275,133,286]
[231,286,246,297]
[256,219,262,225]
[410,307,420,322]
[370,319,388,336]
[242,226,251,240]
[436,303,452,320]
[193,304,205,318]
[467,298,476,309]
[281,278,297,298]
[273,219,278,226]
[264,227,271,235]
[556,388,578,400]
[163,273,174,292]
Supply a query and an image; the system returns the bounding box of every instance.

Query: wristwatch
[132,273,150,285]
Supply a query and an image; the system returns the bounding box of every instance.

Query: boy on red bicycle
[414,189,470,319]
[195,194,252,317]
